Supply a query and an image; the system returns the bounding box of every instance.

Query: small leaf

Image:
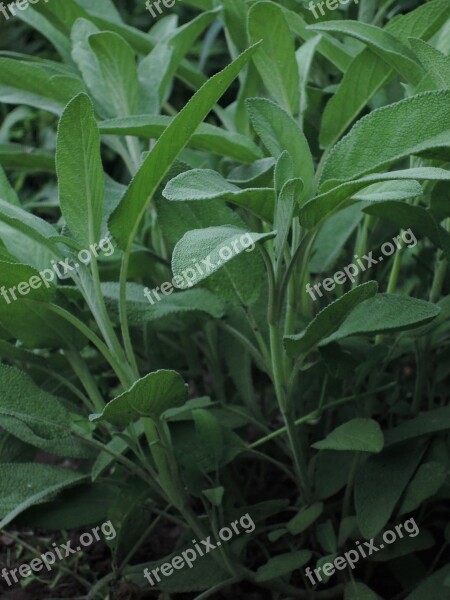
[255,550,312,582]
[91,370,188,425]
[312,419,384,453]
[287,502,324,535]
[202,486,224,507]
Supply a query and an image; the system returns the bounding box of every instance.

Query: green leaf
[163,169,274,222]
[102,282,226,327]
[312,419,384,453]
[274,179,303,260]
[202,486,225,507]
[109,43,260,251]
[386,405,450,446]
[320,294,440,345]
[248,1,299,116]
[56,93,104,247]
[321,91,450,185]
[247,98,314,200]
[319,0,450,148]
[0,463,86,528]
[193,409,224,467]
[284,281,378,358]
[398,462,447,515]
[283,7,353,72]
[0,166,19,206]
[301,167,450,228]
[255,550,312,582]
[355,442,426,538]
[308,21,423,85]
[89,32,140,117]
[363,201,450,260]
[0,143,55,172]
[143,9,219,105]
[99,115,263,163]
[0,58,76,115]
[171,226,274,302]
[410,38,450,89]
[309,204,363,273]
[287,502,324,535]
[92,370,188,425]
[404,565,450,600]
[0,364,91,458]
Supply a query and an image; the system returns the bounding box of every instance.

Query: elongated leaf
[308,21,423,85]
[109,43,260,250]
[312,419,384,453]
[0,58,75,115]
[247,98,314,200]
[99,115,262,162]
[248,1,299,116]
[0,143,54,172]
[321,91,450,185]
[355,442,425,538]
[287,502,323,535]
[274,179,302,259]
[320,0,450,147]
[102,282,226,326]
[0,464,86,528]
[284,282,378,358]
[92,370,188,425]
[163,169,274,221]
[386,405,450,446]
[321,295,440,345]
[255,551,312,582]
[410,38,450,89]
[301,167,450,228]
[363,201,450,260]
[89,32,140,117]
[56,93,104,247]
[398,462,447,515]
[0,166,19,206]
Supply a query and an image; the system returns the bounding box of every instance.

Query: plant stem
[249,383,395,449]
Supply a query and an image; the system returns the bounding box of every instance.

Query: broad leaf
[91,370,188,425]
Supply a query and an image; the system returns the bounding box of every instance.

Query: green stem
[65,350,105,413]
[44,303,131,388]
[119,246,140,379]
[249,383,395,449]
